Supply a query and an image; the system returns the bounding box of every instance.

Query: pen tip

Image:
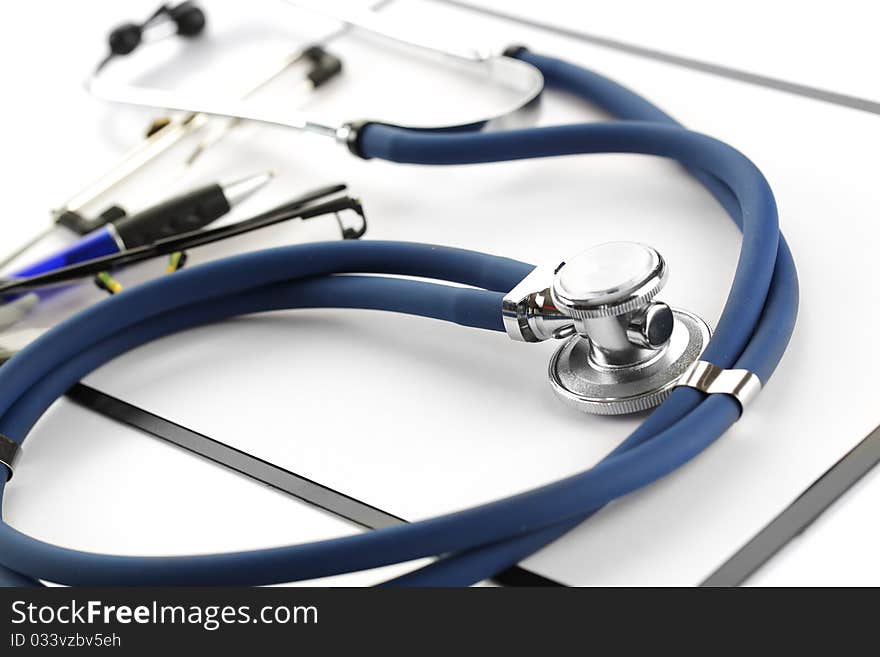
[222,171,275,206]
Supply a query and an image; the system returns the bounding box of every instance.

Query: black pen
[0,184,362,296]
[9,171,274,279]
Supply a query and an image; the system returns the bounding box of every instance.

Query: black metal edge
[701,423,880,586]
[65,383,564,587]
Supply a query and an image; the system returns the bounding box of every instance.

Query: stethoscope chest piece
[503,241,711,415]
[548,307,710,415]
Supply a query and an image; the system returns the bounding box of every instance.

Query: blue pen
[11,171,273,279]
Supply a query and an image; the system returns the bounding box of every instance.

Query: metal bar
[65,383,403,530]
[434,0,880,116]
[58,114,206,215]
[286,0,490,61]
[64,382,560,585]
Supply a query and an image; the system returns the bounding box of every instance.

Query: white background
[1,0,879,586]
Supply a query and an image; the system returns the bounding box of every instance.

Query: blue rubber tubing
[382,50,799,585]
[382,50,798,585]
[0,52,797,586]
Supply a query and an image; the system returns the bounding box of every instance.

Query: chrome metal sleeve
[676,360,762,415]
[502,266,575,342]
[0,434,20,481]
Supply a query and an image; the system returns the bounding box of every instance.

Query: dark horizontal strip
[702,423,880,586]
[65,383,404,530]
[66,383,561,586]
[435,0,880,115]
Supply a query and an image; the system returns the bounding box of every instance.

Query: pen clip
[334,203,367,240]
[0,184,367,296]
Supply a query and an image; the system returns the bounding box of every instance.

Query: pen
[0,186,361,296]
[10,171,274,278]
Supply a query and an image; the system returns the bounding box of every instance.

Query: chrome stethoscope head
[503,241,713,415]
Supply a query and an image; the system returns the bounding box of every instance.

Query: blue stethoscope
[0,47,797,586]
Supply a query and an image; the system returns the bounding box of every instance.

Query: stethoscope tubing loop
[0,51,797,586]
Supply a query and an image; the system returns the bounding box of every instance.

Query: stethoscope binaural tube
[0,52,797,586]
